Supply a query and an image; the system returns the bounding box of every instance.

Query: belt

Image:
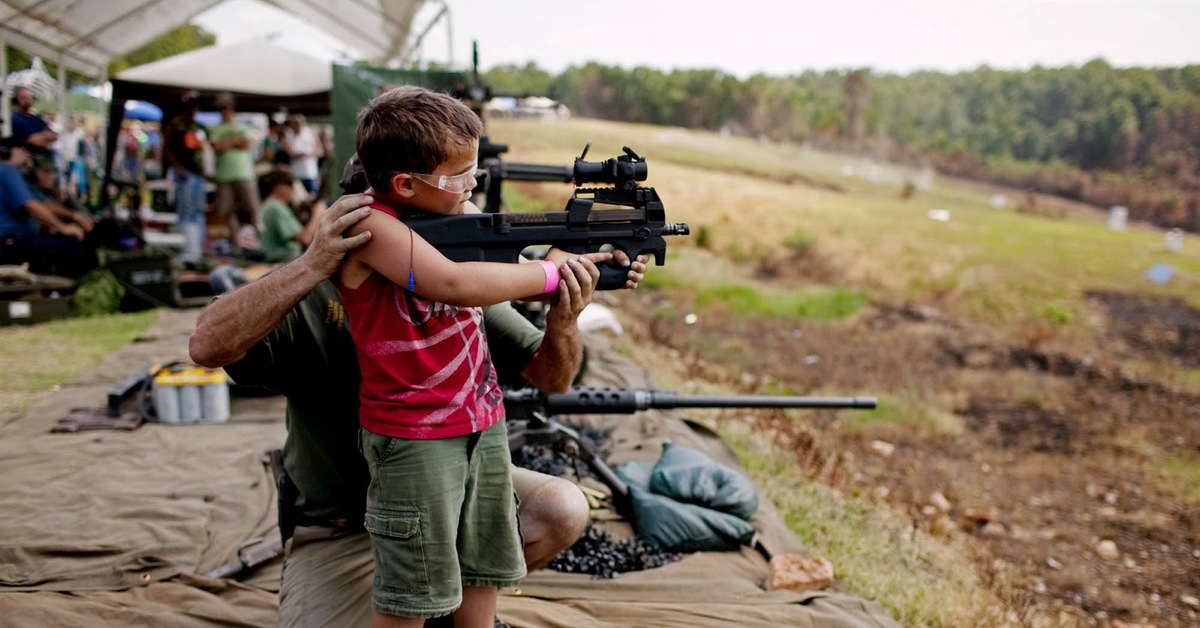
[294,513,365,533]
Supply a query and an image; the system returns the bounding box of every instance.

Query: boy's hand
[611,251,648,290]
[299,193,373,279]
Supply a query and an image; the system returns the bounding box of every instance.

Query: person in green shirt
[209,92,260,252]
[257,169,321,263]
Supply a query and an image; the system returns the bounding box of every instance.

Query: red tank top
[336,204,504,439]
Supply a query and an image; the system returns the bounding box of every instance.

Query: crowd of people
[0,85,100,278]
[0,83,337,279]
[159,91,333,265]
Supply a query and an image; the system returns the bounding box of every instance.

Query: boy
[338,86,617,627]
[257,169,322,263]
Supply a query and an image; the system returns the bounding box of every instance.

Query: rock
[929,491,952,512]
[980,521,1007,537]
[869,440,895,457]
[766,554,835,592]
[1096,540,1120,560]
[1182,594,1200,608]
[1047,557,1064,570]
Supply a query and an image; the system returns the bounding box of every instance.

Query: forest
[485,59,1200,232]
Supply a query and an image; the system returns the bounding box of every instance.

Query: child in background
[337,86,630,627]
[256,169,321,263]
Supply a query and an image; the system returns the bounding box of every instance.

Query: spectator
[257,119,289,173]
[209,92,260,253]
[56,116,87,201]
[9,86,57,157]
[283,114,320,196]
[257,169,322,263]
[162,91,207,263]
[0,137,88,277]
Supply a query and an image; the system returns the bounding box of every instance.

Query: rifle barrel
[523,388,877,414]
[500,162,574,183]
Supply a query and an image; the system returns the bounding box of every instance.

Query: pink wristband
[539,260,559,295]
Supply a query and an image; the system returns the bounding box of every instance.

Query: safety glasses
[410,166,477,194]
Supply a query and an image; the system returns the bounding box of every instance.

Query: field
[2,116,1197,627]
[488,117,1200,627]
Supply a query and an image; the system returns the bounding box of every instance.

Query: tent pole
[58,52,67,134]
[1,33,9,136]
[445,2,454,68]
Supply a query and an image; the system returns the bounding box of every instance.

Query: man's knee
[520,477,589,547]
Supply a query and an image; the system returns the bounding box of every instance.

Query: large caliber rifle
[407,144,689,290]
[477,136,573,212]
[504,387,877,515]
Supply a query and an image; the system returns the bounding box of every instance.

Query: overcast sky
[195,0,1200,77]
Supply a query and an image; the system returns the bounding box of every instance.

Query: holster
[265,448,300,544]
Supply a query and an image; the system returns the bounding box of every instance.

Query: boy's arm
[190,194,374,367]
[350,212,614,307]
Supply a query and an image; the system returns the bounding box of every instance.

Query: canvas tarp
[0,309,899,627]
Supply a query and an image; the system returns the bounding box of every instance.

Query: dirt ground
[607,271,1200,627]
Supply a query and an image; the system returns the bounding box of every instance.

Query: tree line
[484,59,1200,232]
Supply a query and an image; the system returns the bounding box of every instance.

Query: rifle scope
[574,144,648,188]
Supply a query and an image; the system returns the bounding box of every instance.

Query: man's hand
[546,257,601,328]
[54,223,85,240]
[28,130,57,148]
[73,211,94,232]
[297,193,374,280]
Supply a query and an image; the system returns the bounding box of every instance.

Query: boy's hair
[356,85,483,194]
[259,169,293,198]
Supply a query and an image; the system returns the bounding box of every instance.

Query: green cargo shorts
[361,420,526,619]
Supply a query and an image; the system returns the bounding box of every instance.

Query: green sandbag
[616,459,756,552]
[647,442,759,520]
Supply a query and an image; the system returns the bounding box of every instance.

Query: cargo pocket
[364,508,429,594]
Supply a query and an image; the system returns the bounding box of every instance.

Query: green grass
[718,420,1008,627]
[490,117,1200,341]
[696,284,866,319]
[1161,453,1200,503]
[0,311,157,420]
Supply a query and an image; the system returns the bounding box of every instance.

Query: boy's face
[396,139,479,216]
[275,182,293,203]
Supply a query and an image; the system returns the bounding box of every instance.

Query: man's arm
[45,198,93,232]
[520,253,648,392]
[189,194,374,367]
[25,199,84,240]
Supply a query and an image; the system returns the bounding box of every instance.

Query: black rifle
[504,387,877,515]
[408,145,689,290]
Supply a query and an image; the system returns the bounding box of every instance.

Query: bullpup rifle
[407,144,689,290]
[505,387,877,515]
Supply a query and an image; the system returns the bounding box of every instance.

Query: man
[190,191,646,627]
[282,114,320,196]
[0,136,86,276]
[162,91,207,262]
[209,92,260,251]
[10,86,57,156]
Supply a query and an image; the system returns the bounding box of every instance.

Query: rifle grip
[596,264,628,290]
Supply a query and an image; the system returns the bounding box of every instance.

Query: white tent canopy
[115,40,331,96]
[0,0,435,76]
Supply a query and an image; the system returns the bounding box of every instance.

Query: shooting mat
[0,309,898,627]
